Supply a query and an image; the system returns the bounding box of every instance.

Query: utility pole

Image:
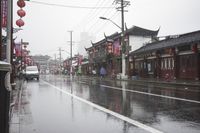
[59,47,62,74]
[20,39,23,71]
[54,53,56,74]
[68,31,73,80]
[121,0,126,79]
[114,0,130,79]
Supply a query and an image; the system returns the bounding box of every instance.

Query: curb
[128,79,200,87]
[85,76,200,87]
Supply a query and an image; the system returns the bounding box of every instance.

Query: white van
[25,66,39,81]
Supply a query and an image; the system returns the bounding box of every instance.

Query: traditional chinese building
[130,30,200,80]
[85,26,159,76]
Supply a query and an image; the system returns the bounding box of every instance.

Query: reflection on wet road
[23,75,200,133]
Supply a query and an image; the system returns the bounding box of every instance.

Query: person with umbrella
[100,66,107,79]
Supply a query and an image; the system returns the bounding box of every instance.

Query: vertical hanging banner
[113,39,121,56]
[14,43,22,57]
[1,0,8,27]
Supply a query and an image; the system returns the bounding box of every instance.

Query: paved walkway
[9,78,27,133]
[82,75,200,87]
[126,77,200,87]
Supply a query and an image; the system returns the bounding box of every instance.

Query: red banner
[1,0,8,27]
[14,43,22,57]
[113,39,120,56]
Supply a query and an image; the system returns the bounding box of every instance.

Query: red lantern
[192,44,198,53]
[17,0,26,8]
[17,9,26,17]
[16,19,25,27]
[107,43,113,53]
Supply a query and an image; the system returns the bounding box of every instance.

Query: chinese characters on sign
[1,0,8,27]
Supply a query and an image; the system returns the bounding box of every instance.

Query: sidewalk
[84,75,200,87]
[128,77,200,87]
[9,79,31,133]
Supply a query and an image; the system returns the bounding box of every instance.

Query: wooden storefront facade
[85,32,122,76]
[130,30,200,80]
[85,26,159,77]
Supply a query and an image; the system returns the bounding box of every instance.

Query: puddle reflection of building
[115,81,160,124]
[103,81,132,132]
[121,81,132,133]
[70,82,74,120]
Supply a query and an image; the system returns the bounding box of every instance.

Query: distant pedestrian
[100,66,106,79]
[92,69,96,76]
[77,66,82,76]
[111,69,116,79]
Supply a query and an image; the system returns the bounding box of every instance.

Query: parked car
[24,66,40,81]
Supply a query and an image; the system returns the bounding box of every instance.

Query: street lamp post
[99,17,121,30]
[100,17,127,79]
[120,0,127,79]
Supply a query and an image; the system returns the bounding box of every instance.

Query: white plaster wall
[129,36,152,52]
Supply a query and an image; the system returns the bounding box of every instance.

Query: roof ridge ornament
[104,33,107,39]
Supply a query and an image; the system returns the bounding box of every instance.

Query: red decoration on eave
[17,0,26,8]
[107,43,113,53]
[169,48,175,55]
[16,19,24,27]
[17,9,26,17]
[192,44,198,53]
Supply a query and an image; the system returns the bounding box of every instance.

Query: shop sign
[1,0,8,27]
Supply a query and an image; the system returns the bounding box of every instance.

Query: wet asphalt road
[19,75,200,133]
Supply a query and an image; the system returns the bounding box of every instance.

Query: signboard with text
[1,0,8,27]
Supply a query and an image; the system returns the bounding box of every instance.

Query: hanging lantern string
[16,0,26,27]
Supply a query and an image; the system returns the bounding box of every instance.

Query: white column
[122,53,125,76]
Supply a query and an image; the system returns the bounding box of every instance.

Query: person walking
[77,66,82,76]
[100,66,106,79]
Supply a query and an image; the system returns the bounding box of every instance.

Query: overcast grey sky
[13,0,200,58]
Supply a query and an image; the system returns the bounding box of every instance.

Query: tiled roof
[85,26,159,50]
[93,32,120,46]
[85,33,120,51]
[126,26,159,36]
[131,30,200,55]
